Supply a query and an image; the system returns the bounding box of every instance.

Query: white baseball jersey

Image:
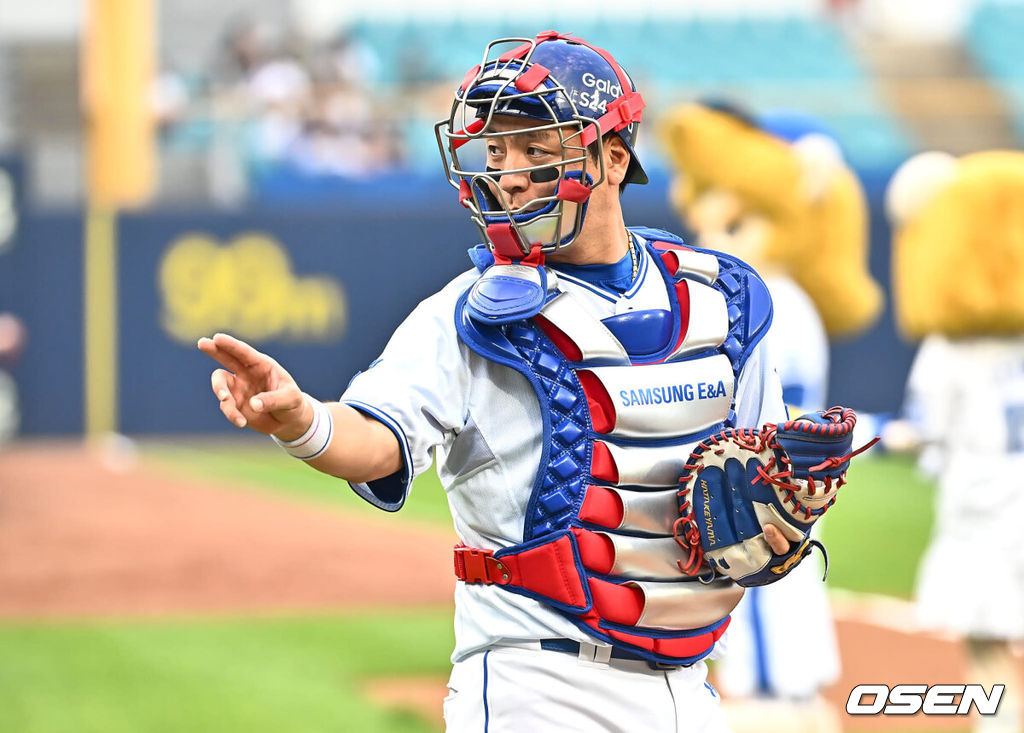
[341,238,787,663]
[713,273,841,699]
[761,274,829,414]
[909,334,1024,639]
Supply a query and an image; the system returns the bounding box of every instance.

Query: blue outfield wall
[1,156,86,435]
[0,165,915,436]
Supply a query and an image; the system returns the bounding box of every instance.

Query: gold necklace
[626,229,639,281]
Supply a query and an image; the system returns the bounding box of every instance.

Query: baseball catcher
[675,406,878,587]
[201,28,881,732]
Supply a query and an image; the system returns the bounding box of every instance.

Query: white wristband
[272,394,333,460]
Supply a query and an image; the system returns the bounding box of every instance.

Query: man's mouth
[513,200,546,214]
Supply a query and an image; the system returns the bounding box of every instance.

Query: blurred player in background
[195,31,836,731]
[659,101,883,733]
[0,312,26,444]
[885,150,1024,733]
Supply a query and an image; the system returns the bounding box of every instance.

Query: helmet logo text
[581,72,621,97]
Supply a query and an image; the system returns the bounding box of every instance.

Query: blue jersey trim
[550,270,619,303]
[342,400,413,512]
[482,649,491,732]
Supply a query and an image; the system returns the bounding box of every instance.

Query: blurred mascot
[659,101,883,733]
[886,150,1024,733]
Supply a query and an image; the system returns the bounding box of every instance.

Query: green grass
[144,441,938,599]
[1,446,941,733]
[143,439,452,528]
[821,453,936,598]
[0,609,454,733]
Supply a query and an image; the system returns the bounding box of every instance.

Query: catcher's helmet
[436,31,647,258]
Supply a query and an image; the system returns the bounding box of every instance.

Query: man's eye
[487,145,503,157]
[527,147,551,157]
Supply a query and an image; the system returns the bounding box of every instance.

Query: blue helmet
[436,32,647,258]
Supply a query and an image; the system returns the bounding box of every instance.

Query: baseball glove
[673,406,878,587]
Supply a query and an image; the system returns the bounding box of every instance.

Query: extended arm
[197,332,402,484]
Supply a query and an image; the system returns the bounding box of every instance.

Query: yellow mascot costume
[659,102,882,340]
[659,101,884,733]
[887,150,1024,733]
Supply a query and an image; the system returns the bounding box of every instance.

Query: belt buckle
[454,545,511,585]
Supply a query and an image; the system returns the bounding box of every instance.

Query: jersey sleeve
[340,272,476,511]
[763,277,829,413]
[734,338,788,429]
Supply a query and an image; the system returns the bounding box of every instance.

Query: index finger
[210,332,268,369]
[197,336,245,373]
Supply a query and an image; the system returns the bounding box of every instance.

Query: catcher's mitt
[673,406,877,587]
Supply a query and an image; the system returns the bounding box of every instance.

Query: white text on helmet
[581,72,622,98]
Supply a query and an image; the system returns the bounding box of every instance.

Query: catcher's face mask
[436,32,646,258]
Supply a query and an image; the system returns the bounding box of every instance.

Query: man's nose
[497,165,530,198]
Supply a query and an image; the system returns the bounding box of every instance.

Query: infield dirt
[1,442,1017,731]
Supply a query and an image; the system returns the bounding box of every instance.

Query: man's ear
[604,136,631,187]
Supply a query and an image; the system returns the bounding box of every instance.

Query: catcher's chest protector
[455,228,773,665]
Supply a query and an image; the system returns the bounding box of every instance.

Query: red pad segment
[603,626,655,653]
[578,485,625,528]
[459,64,482,93]
[591,441,619,483]
[655,630,717,659]
[515,63,550,92]
[498,42,533,62]
[588,577,643,626]
[660,250,679,275]
[656,241,692,252]
[571,528,614,575]
[556,177,592,203]
[582,613,727,661]
[455,536,589,610]
[668,280,691,357]
[533,314,583,361]
[498,534,590,609]
[576,369,615,433]
[486,223,528,258]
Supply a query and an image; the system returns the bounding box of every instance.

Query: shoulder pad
[627,226,687,248]
[455,290,538,368]
[464,261,551,324]
[704,248,774,367]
